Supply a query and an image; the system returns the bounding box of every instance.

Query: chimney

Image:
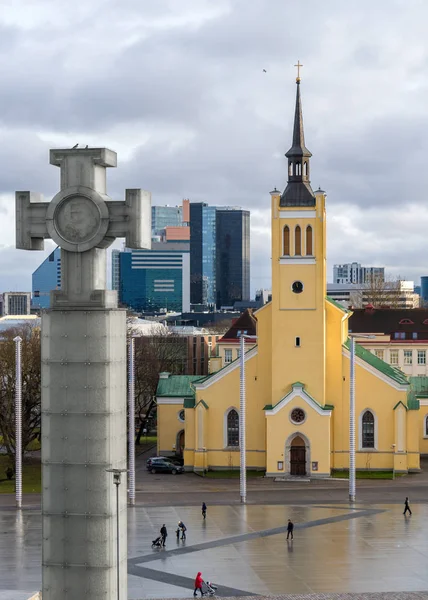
[159,372,170,379]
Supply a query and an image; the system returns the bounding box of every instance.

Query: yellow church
[156,75,424,477]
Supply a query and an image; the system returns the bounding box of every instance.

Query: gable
[264,382,333,416]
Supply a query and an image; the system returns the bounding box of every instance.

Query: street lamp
[13,336,22,510]
[128,335,136,506]
[106,468,128,600]
[239,333,257,504]
[348,333,376,503]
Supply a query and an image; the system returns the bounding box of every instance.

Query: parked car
[149,460,184,475]
[146,456,181,470]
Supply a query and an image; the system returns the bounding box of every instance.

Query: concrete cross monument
[16,148,151,600]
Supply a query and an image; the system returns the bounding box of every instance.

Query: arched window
[306,225,313,256]
[362,410,375,448]
[288,162,293,177]
[425,415,428,437]
[295,226,301,256]
[303,161,308,177]
[227,409,239,447]
[283,225,290,256]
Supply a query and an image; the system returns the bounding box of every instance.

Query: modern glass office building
[119,246,190,313]
[32,247,61,309]
[190,203,217,307]
[215,208,250,308]
[152,205,183,235]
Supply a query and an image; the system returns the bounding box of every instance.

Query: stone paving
[3,503,428,598]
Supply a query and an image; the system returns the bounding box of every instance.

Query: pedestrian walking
[194,571,205,596]
[202,502,207,519]
[286,519,294,540]
[177,520,187,540]
[160,524,167,547]
[403,496,412,516]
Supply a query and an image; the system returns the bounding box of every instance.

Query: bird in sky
[85,145,89,149]
[72,143,78,149]
[263,69,267,73]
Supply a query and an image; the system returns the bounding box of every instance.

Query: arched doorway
[290,435,306,476]
[176,430,185,457]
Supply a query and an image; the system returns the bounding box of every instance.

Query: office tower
[151,205,182,236]
[119,243,190,312]
[333,262,384,284]
[190,203,217,306]
[32,246,61,309]
[215,208,250,308]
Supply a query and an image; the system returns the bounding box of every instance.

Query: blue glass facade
[190,203,217,306]
[32,247,61,309]
[152,206,183,235]
[119,248,190,312]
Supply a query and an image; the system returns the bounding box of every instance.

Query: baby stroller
[202,581,217,596]
[151,536,163,548]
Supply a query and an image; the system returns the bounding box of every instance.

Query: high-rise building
[215,208,250,308]
[1,292,31,316]
[190,203,217,306]
[151,205,183,235]
[119,243,190,313]
[32,247,61,309]
[333,262,384,284]
[421,277,428,305]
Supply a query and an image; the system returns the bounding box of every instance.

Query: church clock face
[292,281,304,294]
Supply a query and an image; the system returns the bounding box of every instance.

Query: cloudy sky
[0,0,427,295]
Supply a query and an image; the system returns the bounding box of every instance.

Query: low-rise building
[209,308,257,373]
[327,281,420,309]
[349,307,428,376]
[1,292,31,316]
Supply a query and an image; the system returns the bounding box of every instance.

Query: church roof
[326,296,350,313]
[156,375,203,398]
[219,308,257,342]
[343,339,409,386]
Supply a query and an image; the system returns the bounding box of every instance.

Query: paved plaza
[2,501,428,598]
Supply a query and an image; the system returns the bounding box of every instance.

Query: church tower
[270,69,327,406]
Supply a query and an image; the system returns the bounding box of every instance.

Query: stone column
[16,147,151,599]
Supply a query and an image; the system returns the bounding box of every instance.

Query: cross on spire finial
[294,60,303,82]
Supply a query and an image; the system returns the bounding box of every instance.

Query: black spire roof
[280,79,315,207]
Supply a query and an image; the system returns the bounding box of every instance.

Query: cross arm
[106,189,151,249]
[16,192,50,250]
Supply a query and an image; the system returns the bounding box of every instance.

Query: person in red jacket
[194,571,205,596]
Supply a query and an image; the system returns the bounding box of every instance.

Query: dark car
[146,456,181,470]
[149,460,184,475]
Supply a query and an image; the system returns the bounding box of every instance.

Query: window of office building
[418,350,426,365]
[225,349,232,364]
[374,349,384,360]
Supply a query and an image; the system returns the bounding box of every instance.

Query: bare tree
[128,325,187,444]
[0,324,41,460]
[363,274,404,308]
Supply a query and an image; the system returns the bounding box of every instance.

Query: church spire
[280,71,315,207]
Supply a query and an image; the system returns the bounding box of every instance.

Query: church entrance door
[290,436,306,476]
[177,430,185,457]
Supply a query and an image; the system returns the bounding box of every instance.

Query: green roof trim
[408,398,420,410]
[195,399,209,409]
[343,339,409,386]
[193,345,257,386]
[326,296,350,313]
[156,375,204,398]
[183,398,196,409]
[264,382,334,412]
[393,400,408,411]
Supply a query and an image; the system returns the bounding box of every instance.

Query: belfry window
[295,226,301,256]
[303,161,308,177]
[227,409,239,447]
[362,410,375,448]
[283,226,290,256]
[288,163,293,177]
[306,225,313,255]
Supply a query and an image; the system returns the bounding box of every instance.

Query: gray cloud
[1,0,428,296]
